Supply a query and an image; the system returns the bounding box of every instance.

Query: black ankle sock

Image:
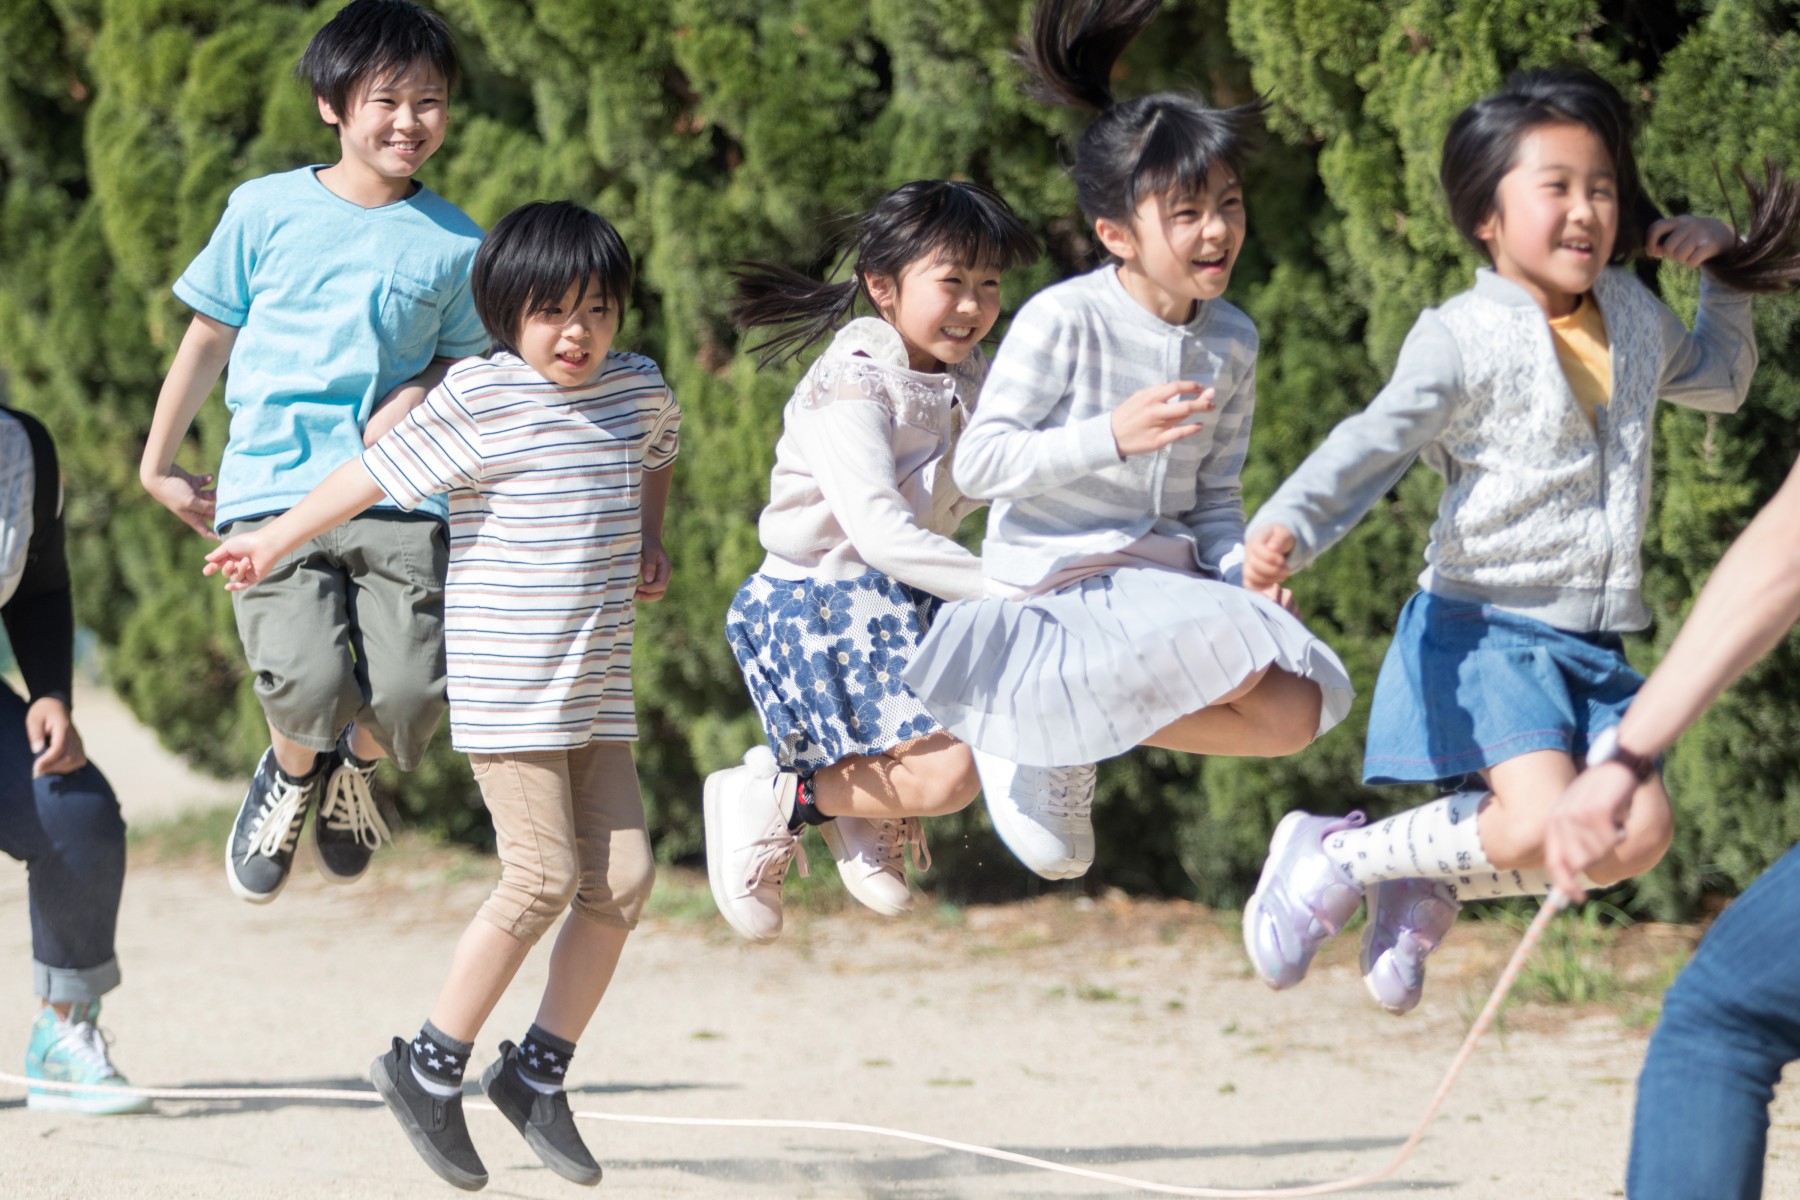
[276,756,328,787]
[517,1024,576,1089]
[411,1020,473,1090]
[337,726,377,770]
[786,775,832,832]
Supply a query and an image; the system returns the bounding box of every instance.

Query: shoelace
[317,760,391,851]
[48,1018,120,1081]
[244,772,310,862]
[1042,764,1096,820]
[870,818,932,875]
[743,830,808,891]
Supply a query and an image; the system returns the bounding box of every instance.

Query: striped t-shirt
[363,350,680,752]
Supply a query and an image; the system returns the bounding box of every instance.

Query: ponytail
[1018,0,1264,225]
[1695,162,1800,295]
[728,264,861,369]
[1018,0,1162,113]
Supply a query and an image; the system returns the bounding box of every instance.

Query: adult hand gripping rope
[0,890,1568,1197]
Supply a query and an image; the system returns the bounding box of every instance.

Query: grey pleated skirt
[901,567,1355,767]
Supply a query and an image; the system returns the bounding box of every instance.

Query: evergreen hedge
[2,0,1795,915]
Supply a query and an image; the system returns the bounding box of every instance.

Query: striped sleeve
[953,295,1120,500]
[642,371,681,471]
[362,378,486,508]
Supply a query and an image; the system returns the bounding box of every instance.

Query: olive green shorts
[226,510,448,770]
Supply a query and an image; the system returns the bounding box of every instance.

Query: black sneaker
[224,749,319,904]
[313,728,391,884]
[482,1041,602,1186]
[371,1036,487,1191]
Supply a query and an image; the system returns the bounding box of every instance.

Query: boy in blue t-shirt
[139,0,485,904]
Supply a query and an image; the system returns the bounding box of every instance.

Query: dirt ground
[4,686,1800,1199]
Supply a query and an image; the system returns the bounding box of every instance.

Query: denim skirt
[1362,591,1645,786]
[726,570,945,774]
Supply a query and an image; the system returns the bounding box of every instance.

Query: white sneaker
[821,816,928,916]
[973,749,1097,879]
[703,747,808,943]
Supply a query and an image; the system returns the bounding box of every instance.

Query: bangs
[914,185,1043,272]
[1120,100,1259,210]
[473,201,634,353]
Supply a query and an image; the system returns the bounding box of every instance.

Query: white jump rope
[0,889,1568,1197]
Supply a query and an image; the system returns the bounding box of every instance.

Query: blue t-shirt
[174,166,487,527]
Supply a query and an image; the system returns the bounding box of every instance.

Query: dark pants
[0,681,125,1002]
[1629,841,1800,1198]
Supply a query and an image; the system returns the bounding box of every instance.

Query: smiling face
[1476,121,1619,318]
[515,278,618,388]
[1095,160,1245,325]
[865,255,1006,372]
[316,60,448,206]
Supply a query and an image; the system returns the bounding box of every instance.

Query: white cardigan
[756,318,988,602]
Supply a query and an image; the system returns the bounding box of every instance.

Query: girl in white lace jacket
[704,181,1040,943]
[1238,68,1800,1017]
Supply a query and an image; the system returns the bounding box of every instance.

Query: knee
[1245,676,1320,756]
[916,748,980,817]
[38,768,125,848]
[575,856,656,929]
[487,854,580,943]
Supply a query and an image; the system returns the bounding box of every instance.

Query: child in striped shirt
[204,200,676,1190]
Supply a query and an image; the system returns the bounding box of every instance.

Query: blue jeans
[0,681,125,1002]
[1629,842,1800,1198]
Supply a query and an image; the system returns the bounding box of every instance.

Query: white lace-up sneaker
[703,747,808,942]
[821,816,928,916]
[973,749,1097,879]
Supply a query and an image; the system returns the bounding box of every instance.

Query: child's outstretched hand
[143,464,219,541]
[1111,381,1214,458]
[637,539,672,602]
[1646,216,1736,268]
[1244,524,1296,593]
[203,531,279,592]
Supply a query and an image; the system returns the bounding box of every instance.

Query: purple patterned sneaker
[1242,810,1367,990]
[1360,878,1461,1015]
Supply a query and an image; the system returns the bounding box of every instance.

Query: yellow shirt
[1548,293,1612,427]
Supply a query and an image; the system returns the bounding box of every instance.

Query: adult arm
[1546,454,1800,897]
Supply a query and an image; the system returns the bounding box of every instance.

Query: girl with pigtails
[1240,67,1800,1017]
[705,181,1042,943]
[903,0,1356,880]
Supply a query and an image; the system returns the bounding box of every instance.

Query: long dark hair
[1442,68,1800,294]
[730,180,1040,367]
[1019,0,1265,224]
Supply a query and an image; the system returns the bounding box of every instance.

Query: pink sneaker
[1242,811,1367,990]
[1360,878,1460,1015]
[703,748,807,943]
[820,816,928,916]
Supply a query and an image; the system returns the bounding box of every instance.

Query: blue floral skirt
[726,570,945,774]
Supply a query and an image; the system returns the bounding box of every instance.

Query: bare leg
[531,917,630,1043]
[424,918,533,1044]
[1480,749,1673,883]
[808,732,979,819]
[347,722,388,762]
[1141,667,1323,757]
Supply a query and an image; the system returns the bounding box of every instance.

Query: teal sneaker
[25,1001,152,1114]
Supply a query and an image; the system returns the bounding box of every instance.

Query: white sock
[1324,793,1587,900]
[1323,792,1489,887]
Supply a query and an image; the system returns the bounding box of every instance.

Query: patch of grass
[690,1030,723,1041]
[1505,903,1622,1007]
[641,868,722,923]
[1075,983,1124,1003]
[927,1077,974,1088]
[126,805,236,863]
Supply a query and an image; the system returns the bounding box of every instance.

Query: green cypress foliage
[1,1,1795,914]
